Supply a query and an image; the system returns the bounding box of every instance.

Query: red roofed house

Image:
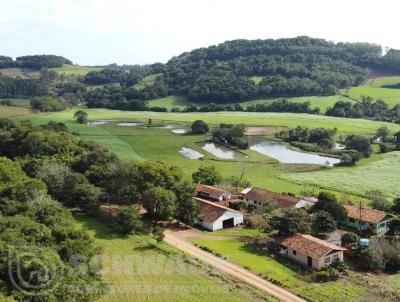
[243,187,298,209]
[196,184,231,201]
[341,204,393,236]
[195,197,243,231]
[278,233,346,270]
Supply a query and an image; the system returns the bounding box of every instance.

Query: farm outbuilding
[242,187,298,209]
[196,184,231,201]
[195,197,243,231]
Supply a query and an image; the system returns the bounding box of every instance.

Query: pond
[250,139,341,166]
[117,122,143,127]
[202,143,238,160]
[172,129,187,134]
[89,120,114,125]
[179,147,204,159]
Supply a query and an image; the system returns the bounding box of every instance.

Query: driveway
[164,228,306,302]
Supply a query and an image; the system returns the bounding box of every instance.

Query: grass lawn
[147,94,352,114]
[206,227,268,238]
[0,106,31,117]
[281,152,400,198]
[147,96,194,110]
[27,108,400,135]
[189,238,304,288]
[367,76,400,88]
[50,64,102,75]
[295,280,363,302]
[134,74,162,90]
[74,215,272,302]
[347,86,400,107]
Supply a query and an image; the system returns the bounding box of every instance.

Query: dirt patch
[0,68,25,77]
[246,126,279,136]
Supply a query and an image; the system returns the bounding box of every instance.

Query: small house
[195,197,243,231]
[341,204,393,236]
[295,196,318,209]
[243,187,298,209]
[196,184,231,201]
[278,233,346,270]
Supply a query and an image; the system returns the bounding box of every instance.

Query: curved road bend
[164,230,306,302]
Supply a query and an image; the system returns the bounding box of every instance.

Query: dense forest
[0,55,72,69]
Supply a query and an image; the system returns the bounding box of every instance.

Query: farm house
[195,197,243,231]
[242,187,298,208]
[196,184,232,201]
[278,233,346,271]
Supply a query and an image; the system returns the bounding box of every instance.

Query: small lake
[172,129,187,134]
[117,122,143,127]
[179,147,204,159]
[202,143,237,160]
[250,139,341,166]
[89,120,113,125]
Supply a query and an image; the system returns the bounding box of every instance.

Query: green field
[15,108,400,199]
[367,76,400,88]
[50,64,102,75]
[75,215,271,302]
[134,74,162,90]
[27,108,399,135]
[147,95,352,113]
[347,86,400,107]
[190,238,304,288]
[282,152,400,198]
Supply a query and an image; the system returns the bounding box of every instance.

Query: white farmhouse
[195,197,243,231]
[278,233,346,270]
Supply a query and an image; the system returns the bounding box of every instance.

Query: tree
[174,181,200,225]
[249,214,270,237]
[192,166,223,185]
[376,126,390,141]
[312,211,337,234]
[391,197,400,215]
[115,206,142,235]
[366,190,391,211]
[387,216,400,236]
[341,232,360,246]
[359,244,385,272]
[74,110,88,124]
[310,192,348,222]
[191,120,209,134]
[345,135,372,157]
[142,187,177,223]
[270,208,311,236]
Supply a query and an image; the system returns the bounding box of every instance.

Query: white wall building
[195,197,243,231]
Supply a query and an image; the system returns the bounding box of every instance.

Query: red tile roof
[194,197,240,223]
[343,204,391,224]
[279,233,346,259]
[196,184,227,197]
[244,187,298,208]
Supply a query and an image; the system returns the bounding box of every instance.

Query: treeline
[0,75,47,97]
[326,97,400,123]
[0,55,72,69]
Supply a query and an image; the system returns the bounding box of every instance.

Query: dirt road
[164,230,306,302]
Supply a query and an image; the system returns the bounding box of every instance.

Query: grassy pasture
[189,238,304,288]
[147,95,352,113]
[281,152,400,198]
[347,86,400,107]
[50,64,102,75]
[134,73,162,90]
[75,215,271,302]
[0,106,31,117]
[30,108,400,135]
[367,76,400,87]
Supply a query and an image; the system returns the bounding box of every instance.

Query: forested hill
[0,54,72,69]
[161,37,398,103]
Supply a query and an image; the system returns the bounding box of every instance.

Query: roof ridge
[194,197,240,213]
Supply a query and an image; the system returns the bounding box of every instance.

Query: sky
[0,0,399,65]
